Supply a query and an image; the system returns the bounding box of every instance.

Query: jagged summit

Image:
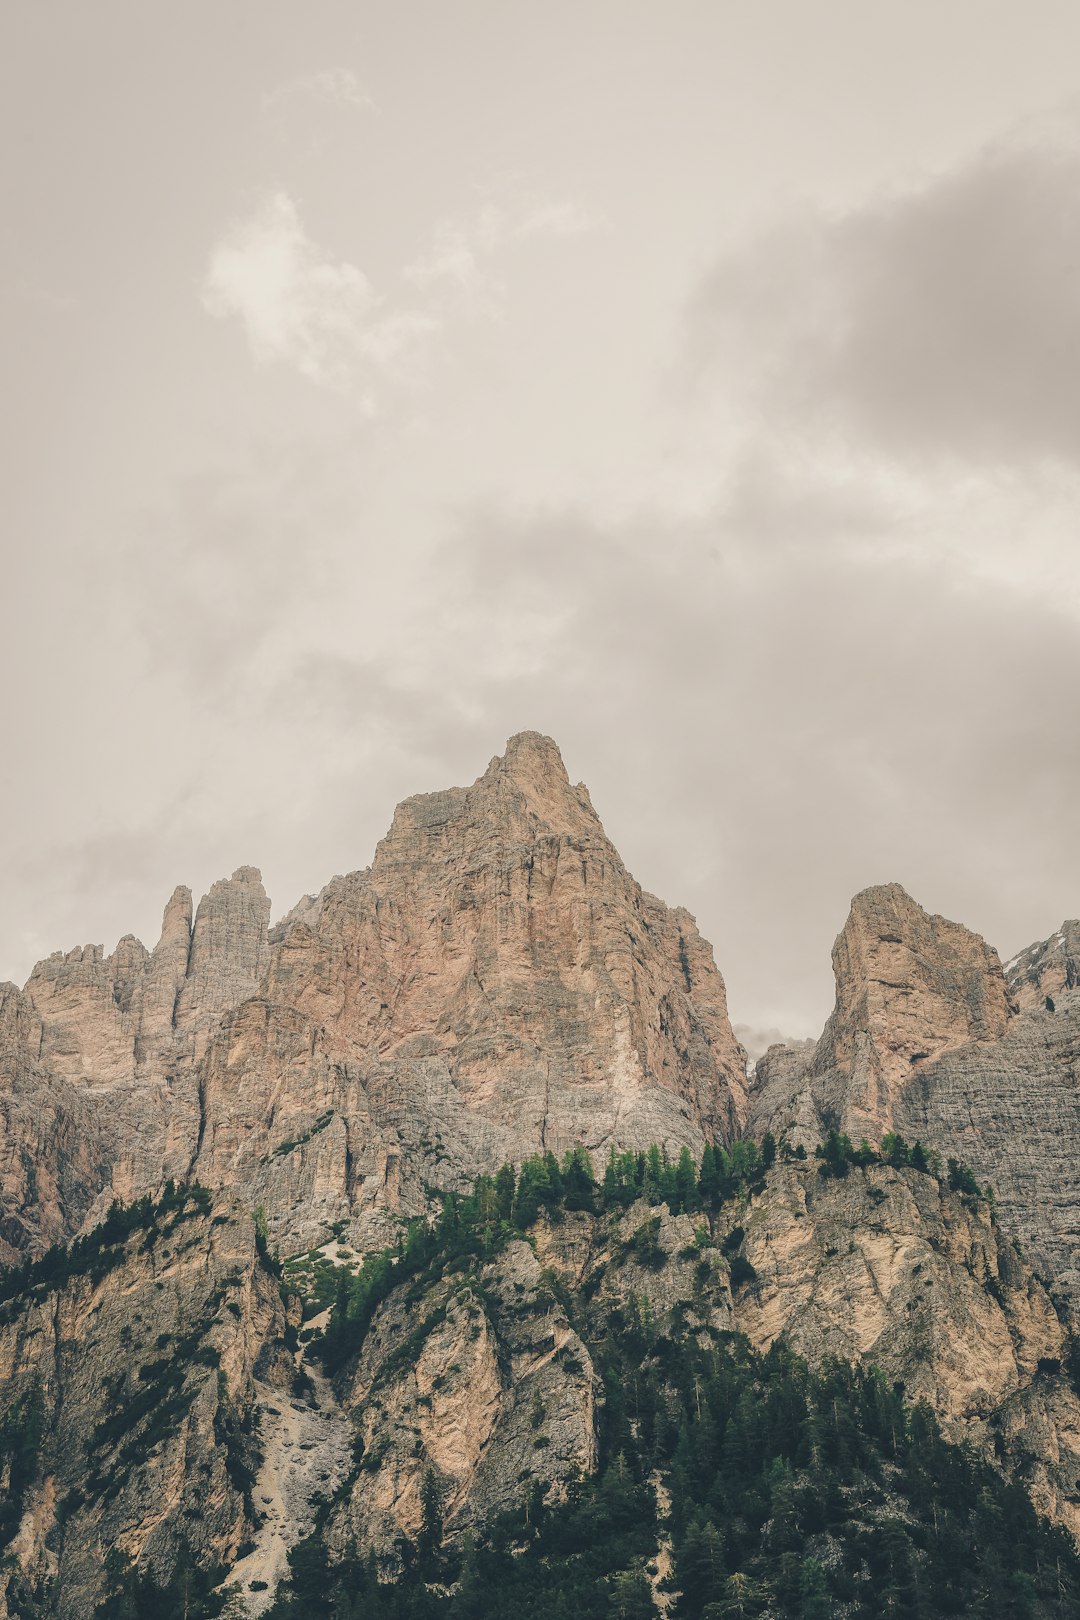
[822,881,1011,1102]
[747,887,1080,1313]
[1007,918,1080,1013]
[4,734,746,1263]
[749,882,1012,1147]
[494,728,569,777]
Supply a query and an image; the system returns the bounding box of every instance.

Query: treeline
[815,1130,984,1197]
[92,1547,226,1620]
[315,1133,981,1378]
[0,1181,214,1315]
[0,1382,44,1548]
[316,1139,775,1376]
[270,1320,1080,1619]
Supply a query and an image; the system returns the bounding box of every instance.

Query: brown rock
[1006,920,1080,1014]
[813,883,1011,1143]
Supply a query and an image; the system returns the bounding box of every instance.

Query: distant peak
[848,881,920,916]
[497,731,570,782]
[483,732,593,837]
[230,865,265,887]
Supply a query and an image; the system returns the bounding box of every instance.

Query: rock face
[0,983,115,1264]
[727,1160,1080,1538]
[748,887,1080,1312]
[807,884,1010,1146]
[327,1162,1080,1573]
[1007,920,1080,1014]
[0,1195,288,1619]
[3,735,747,1260]
[328,1237,597,1562]
[263,732,746,1163]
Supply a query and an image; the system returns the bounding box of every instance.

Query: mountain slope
[3,735,746,1262]
[747,886,1080,1312]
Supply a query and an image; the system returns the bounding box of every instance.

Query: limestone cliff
[262,732,745,1160]
[0,1192,290,1619]
[747,887,1080,1313]
[5,735,747,1261]
[1007,920,1080,1014]
[326,1237,596,1562]
[304,1158,1080,1600]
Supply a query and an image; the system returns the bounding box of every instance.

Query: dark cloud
[690,127,1080,466]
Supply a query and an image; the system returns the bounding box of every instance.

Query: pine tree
[698,1144,722,1206]
[417,1466,443,1572]
[674,1147,698,1214]
[562,1145,597,1212]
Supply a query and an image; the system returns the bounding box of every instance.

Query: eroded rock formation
[2,735,747,1261]
[748,886,1080,1311]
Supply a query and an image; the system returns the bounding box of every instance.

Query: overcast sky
[3,3,1079,1046]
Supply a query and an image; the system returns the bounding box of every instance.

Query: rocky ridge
[2,735,747,1262]
[747,886,1080,1311]
[1,733,1080,1609]
[288,1155,1080,1591]
[0,1192,291,1619]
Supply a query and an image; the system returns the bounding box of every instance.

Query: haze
[3,2,1079,1048]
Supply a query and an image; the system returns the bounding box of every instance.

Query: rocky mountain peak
[252,734,749,1206]
[813,882,1010,1139]
[1006,919,1080,1013]
[176,867,270,1060]
[481,730,591,833]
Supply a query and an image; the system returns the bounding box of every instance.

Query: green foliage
[313,1134,969,1377]
[817,1131,942,1183]
[727,1252,757,1291]
[947,1158,983,1198]
[92,1546,227,1620]
[0,1181,215,1317]
[265,1112,335,1162]
[269,1301,1080,1620]
[0,1381,44,1545]
[816,1129,855,1178]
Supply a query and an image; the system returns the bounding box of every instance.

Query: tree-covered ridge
[315,1132,970,1376]
[0,1180,214,1316]
[0,1185,256,1620]
[0,1145,1030,1619]
[270,1302,1080,1620]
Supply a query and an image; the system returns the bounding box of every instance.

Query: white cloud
[515,198,597,239]
[201,191,435,389]
[403,194,598,296]
[403,220,493,295]
[263,68,376,113]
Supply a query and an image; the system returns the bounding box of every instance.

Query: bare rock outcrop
[748,890,1080,1312]
[0,982,114,1263]
[175,867,270,1063]
[1007,920,1080,1015]
[726,1160,1080,1538]
[811,883,1011,1144]
[8,737,746,1261]
[265,733,746,1165]
[0,1196,288,1619]
[327,1236,596,1561]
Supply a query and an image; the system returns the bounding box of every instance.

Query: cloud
[404,219,494,296]
[689,123,1080,467]
[201,191,434,387]
[403,194,598,297]
[202,186,592,386]
[515,199,596,239]
[263,68,376,114]
[362,496,1080,1036]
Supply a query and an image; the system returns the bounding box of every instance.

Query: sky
[2,2,1079,1049]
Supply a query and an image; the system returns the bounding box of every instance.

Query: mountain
[748,884,1080,1309]
[1,733,1079,1617]
[1,735,746,1263]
